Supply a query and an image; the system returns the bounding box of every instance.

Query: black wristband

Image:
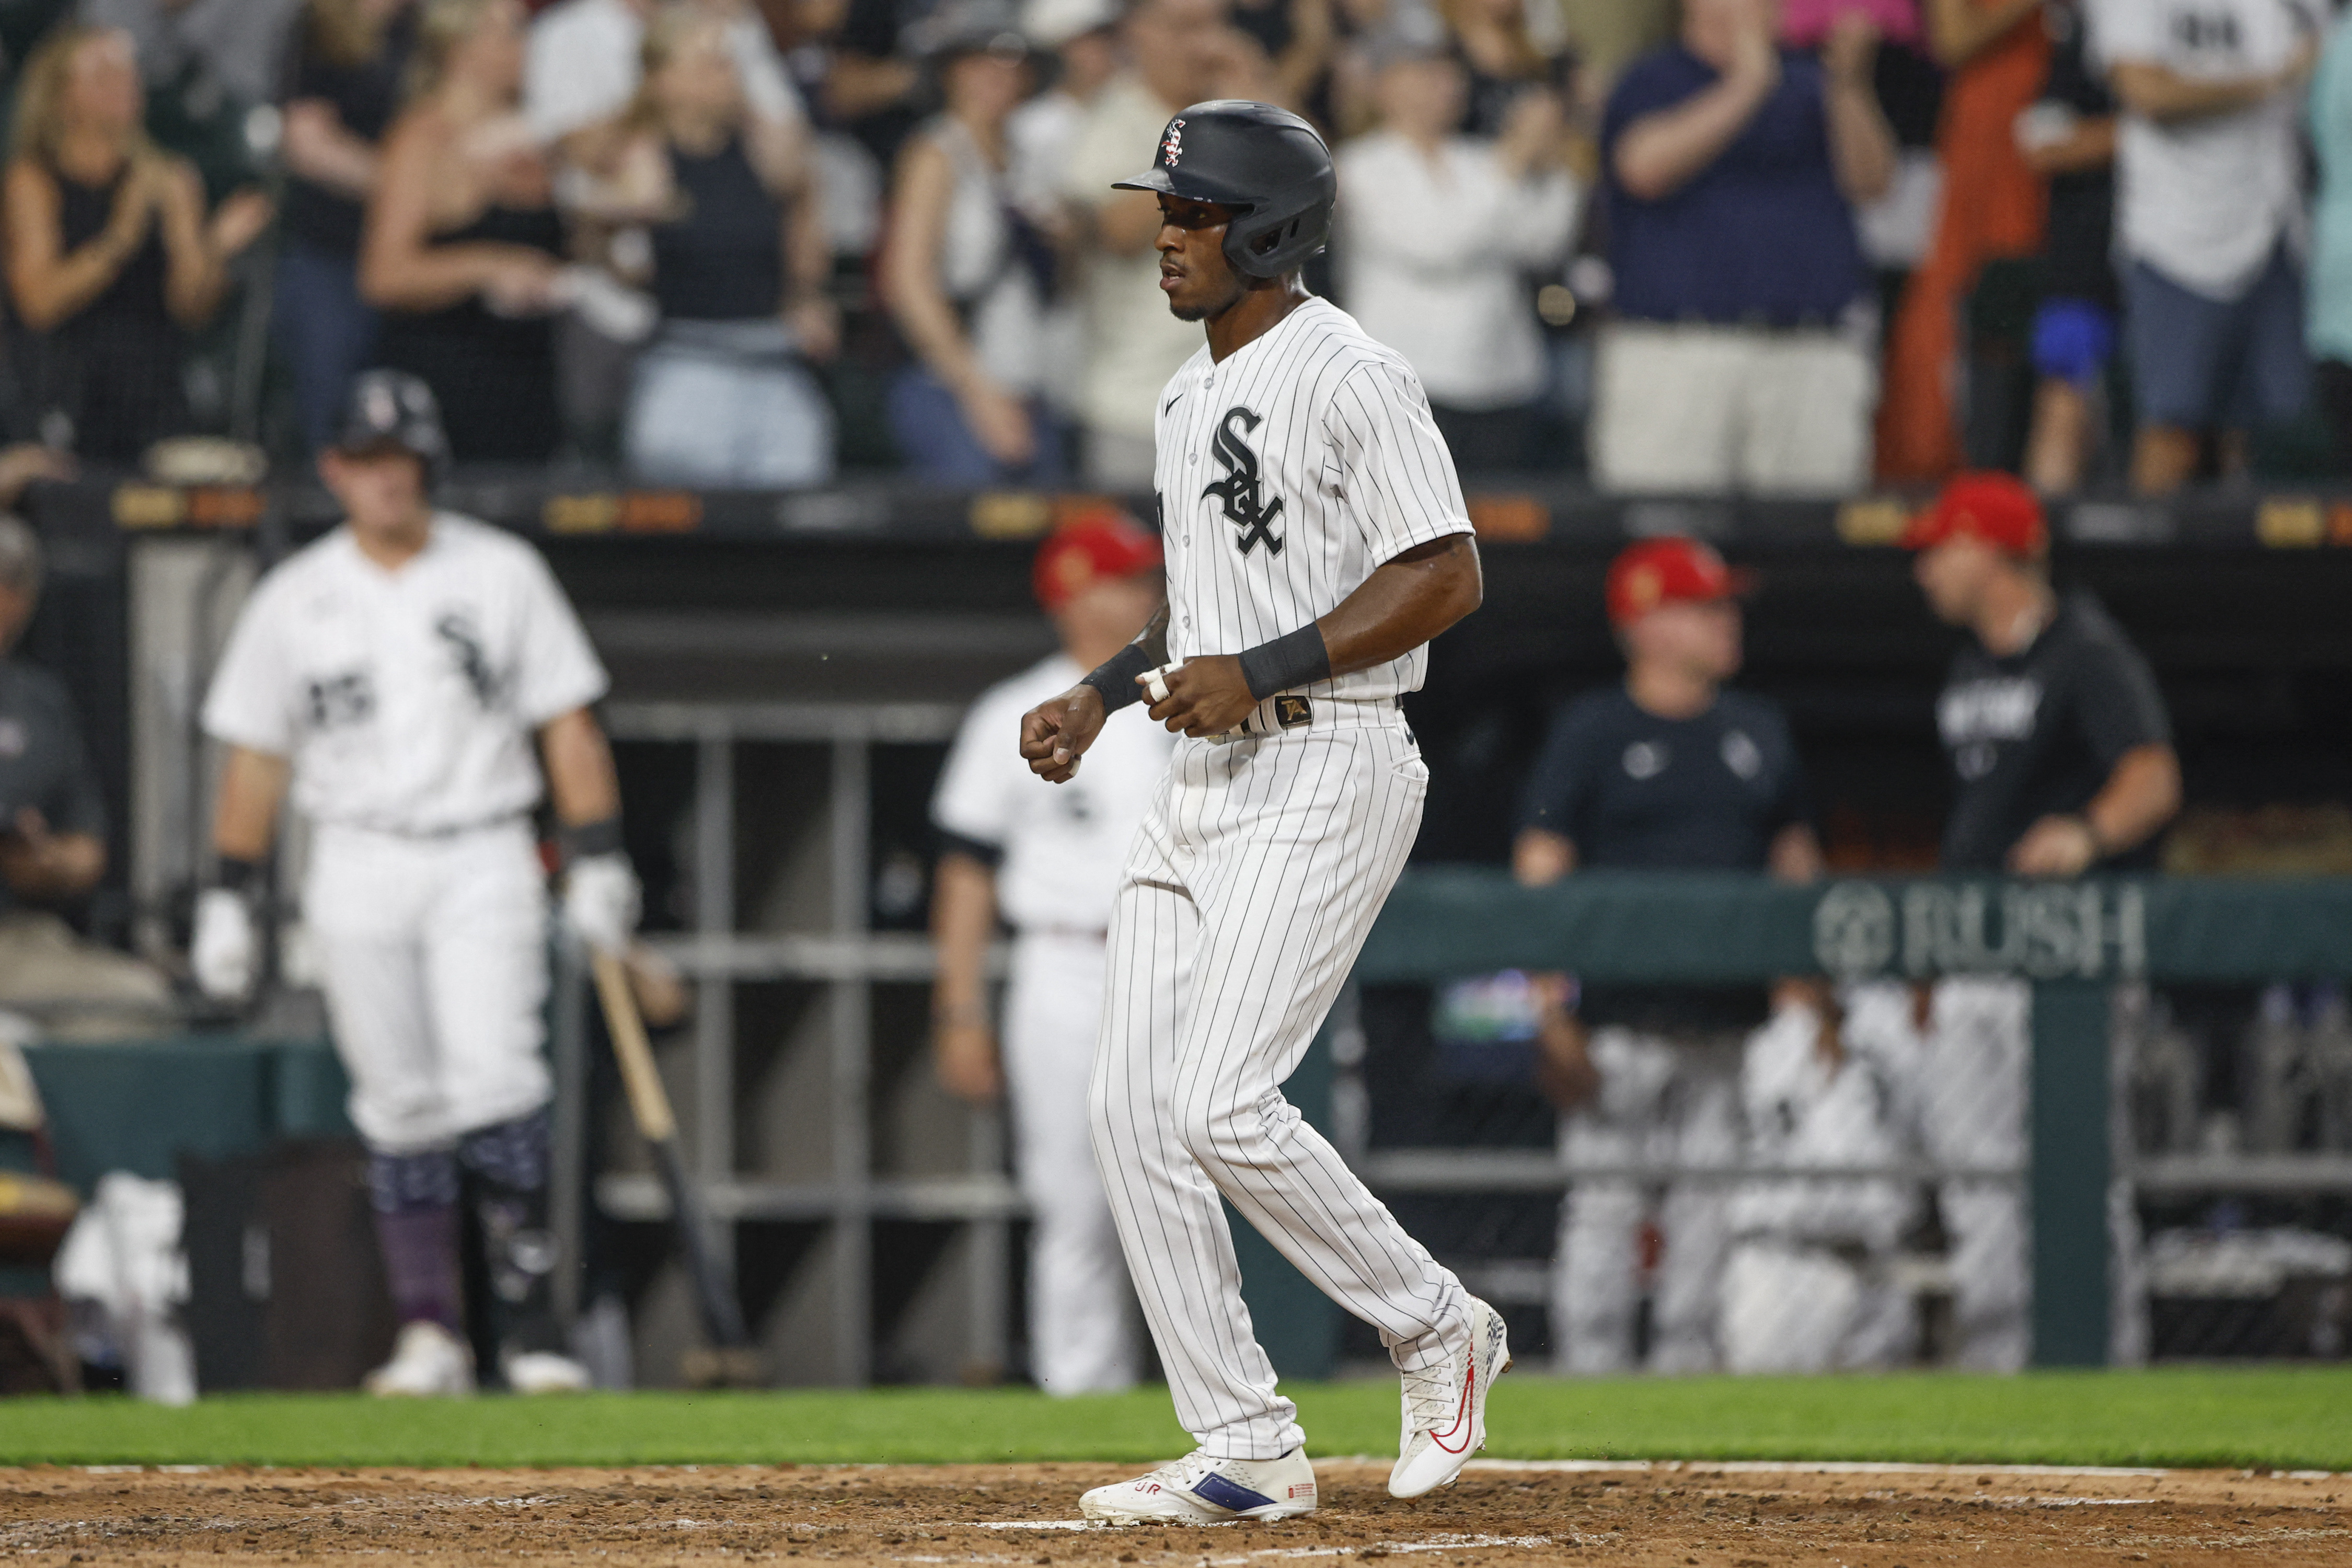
[1238,623,1331,701]
[559,816,624,862]
[216,856,262,894]
[1080,641,1156,713]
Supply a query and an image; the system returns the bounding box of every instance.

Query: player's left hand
[563,852,641,954]
[1145,655,1258,737]
[2008,814,2099,878]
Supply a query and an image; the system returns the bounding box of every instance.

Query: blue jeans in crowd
[887,367,1066,486]
[625,323,836,488]
[274,239,379,452]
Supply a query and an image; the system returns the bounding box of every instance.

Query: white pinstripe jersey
[1153,297,1472,702]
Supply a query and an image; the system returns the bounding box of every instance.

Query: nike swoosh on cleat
[1190,1473,1279,1514]
[1432,1363,1477,1455]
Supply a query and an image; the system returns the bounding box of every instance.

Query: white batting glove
[191,887,258,1001]
[563,853,640,955]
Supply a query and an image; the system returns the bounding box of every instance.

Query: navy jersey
[1518,686,1813,870]
[1518,686,1813,1033]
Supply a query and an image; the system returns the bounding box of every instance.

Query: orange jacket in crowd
[1875,6,2050,482]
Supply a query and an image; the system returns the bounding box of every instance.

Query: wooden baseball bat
[590,951,753,1358]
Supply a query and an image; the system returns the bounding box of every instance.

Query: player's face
[1913,536,1999,625]
[1629,597,1742,683]
[1155,194,1247,322]
[320,448,430,538]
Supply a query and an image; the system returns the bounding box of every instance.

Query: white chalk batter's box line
[926,1530,1579,1561]
[1454,1459,2343,1482]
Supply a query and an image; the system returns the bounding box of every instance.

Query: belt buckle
[1272,694,1312,730]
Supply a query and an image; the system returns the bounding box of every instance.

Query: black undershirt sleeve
[936,829,1005,871]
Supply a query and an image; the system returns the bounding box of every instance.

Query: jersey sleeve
[1516,699,1598,845]
[930,690,1021,865]
[510,549,609,727]
[2073,631,2172,768]
[201,581,298,755]
[1326,359,1474,564]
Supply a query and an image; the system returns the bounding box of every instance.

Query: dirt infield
[4,1459,2345,1566]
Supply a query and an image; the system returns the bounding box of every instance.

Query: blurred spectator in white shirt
[1335,31,1577,471]
[1011,0,1122,214]
[526,0,803,151]
[2097,0,2320,493]
[1060,0,1271,489]
[1011,0,1123,424]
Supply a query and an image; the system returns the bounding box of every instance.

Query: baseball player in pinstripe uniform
[1019,100,1508,1523]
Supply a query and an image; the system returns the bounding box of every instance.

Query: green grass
[2,1368,2347,1472]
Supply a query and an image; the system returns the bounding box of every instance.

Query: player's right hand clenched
[1020,684,1106,783]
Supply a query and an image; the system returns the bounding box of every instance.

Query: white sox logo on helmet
[1162,119,1184,167]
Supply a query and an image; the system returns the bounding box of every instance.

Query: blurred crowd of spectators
[2,0,2351,494]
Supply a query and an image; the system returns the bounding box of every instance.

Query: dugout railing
[1328,871,2352,1370]
[558,810,2352,1380]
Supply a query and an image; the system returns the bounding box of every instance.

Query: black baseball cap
[334,369,450,476]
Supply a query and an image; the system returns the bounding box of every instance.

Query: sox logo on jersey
[1202,406,1284,556]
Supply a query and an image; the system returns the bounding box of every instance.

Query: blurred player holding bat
[193,371,639,1396]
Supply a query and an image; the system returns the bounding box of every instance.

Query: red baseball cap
[1903,472,2048,556]
[1032,507,1163,611]
[1605,537,1755,627]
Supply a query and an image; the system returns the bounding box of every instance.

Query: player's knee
[368,1145,459,1214]
[457,1104,552,1193]
[1170,1091,1259,1172]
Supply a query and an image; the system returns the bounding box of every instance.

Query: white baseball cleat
[363,1321,476,1397]
[1389,1296,1511,1499]
[1080,1446,1318,1525]
[503,1350,592,1394]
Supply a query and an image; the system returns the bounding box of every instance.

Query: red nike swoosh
[1432,1362,1477,1455]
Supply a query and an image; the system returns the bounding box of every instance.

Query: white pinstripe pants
[1089,710,1470,1459]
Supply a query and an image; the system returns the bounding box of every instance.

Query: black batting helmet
[1113,99,1334,280]
[333,369,449,483]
